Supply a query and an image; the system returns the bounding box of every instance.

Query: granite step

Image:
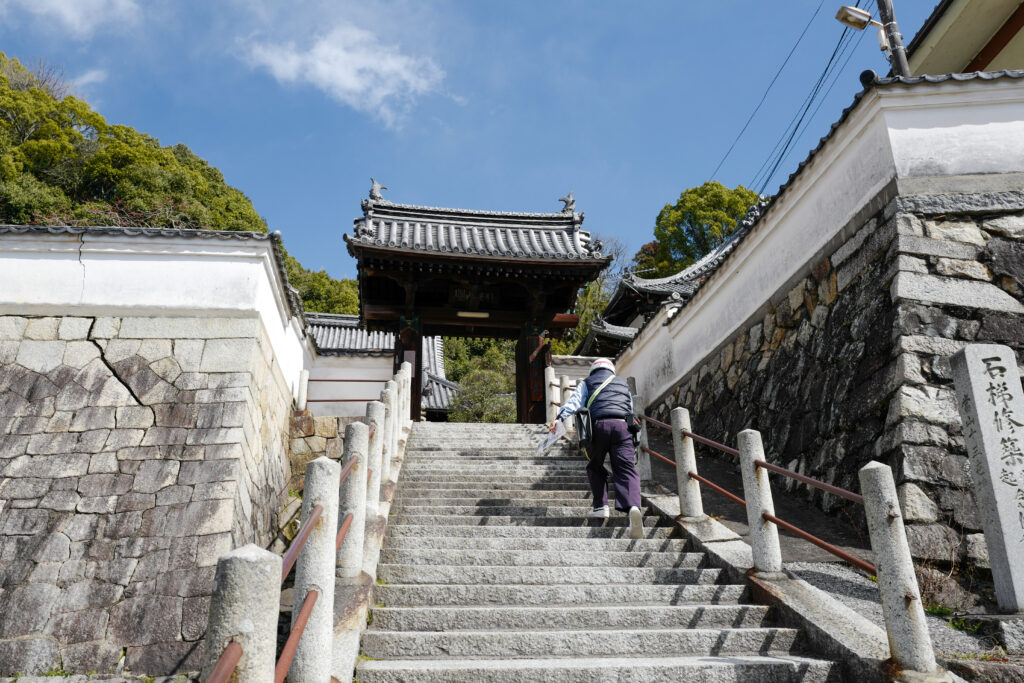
[355,655,838,683]
[387,504,634,516]
[369,604,772,631]
[378,549,705,568]
[373,583,749,607]
[381,536,690,552]
[375,564,721,586]
[396,481,591,491]
[360,626,801,659]
[386,515,661,527]
[391,490,601,501]
[385,524,677,539]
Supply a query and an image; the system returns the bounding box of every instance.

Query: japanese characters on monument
[952,344,1024,613]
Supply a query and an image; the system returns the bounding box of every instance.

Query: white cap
[589,358,615,375]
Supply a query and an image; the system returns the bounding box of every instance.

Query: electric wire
[752,5,868,193]
[708,0,826,180]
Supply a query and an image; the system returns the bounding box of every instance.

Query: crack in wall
[76,234,86,305]
[86,317,150,412]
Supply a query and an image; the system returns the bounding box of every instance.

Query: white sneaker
[628,506,643,539]
[587,505,610,519]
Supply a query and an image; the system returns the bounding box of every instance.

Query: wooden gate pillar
[394,316,423,421]
[515,328,551,424]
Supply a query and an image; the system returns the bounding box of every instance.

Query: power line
[707,0,826,181]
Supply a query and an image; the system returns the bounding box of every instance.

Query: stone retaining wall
[646,191,1024,590]
[0,315,293,676]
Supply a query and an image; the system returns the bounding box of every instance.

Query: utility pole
[877,0,910,77]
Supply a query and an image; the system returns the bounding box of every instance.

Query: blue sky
[0,0,935,280]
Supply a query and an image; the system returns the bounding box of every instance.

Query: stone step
[385,524,677,539]
[355,654,837,683]
[376,564,720,585]
[382,536,690,553]
[388,505,637,517]
[396,481,591,491]
[397,476,591,486]
[379,549,704,568]
[400,461,584,470]
[374,583,748,607]
[370,604,772,632]
[390,496,613,507]
[359,627,801,659]
[392,489,601,501]
[386,515,661,527]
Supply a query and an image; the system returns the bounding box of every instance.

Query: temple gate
[344,185,609,422]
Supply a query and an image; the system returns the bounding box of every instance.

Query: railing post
[289,457,340,682]
[560,376,574,436]
[297,369,310,411]
[383,379,398,466]
[201,545,281,682]
[859,461,938,674]
[545,366,558,423]
[400,361,413,425]
[379,388,394,484]
[337,422,368,578]
[626,377,652,482]
[738,429,782,572]
[671,407,704,518]
[365,401,385,517]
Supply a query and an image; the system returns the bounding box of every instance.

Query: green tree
[445,338,516,423]
[639,181,758,278]
[0,51,358,315]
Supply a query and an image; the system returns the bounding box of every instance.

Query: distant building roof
[574,317,639,356]
[306,312,456,412]
[345,198,609,263]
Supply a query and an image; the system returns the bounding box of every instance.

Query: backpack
[574,375,616,457]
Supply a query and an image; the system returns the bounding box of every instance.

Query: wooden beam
[966,3,1024,72]
[362,304,578,329]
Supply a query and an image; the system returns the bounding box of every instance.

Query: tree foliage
[0,51,357,315]
[634,181,758,278]
[445,337,516,422]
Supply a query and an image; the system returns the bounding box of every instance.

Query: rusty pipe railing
[754,459,863,505]
[689,471,747,508]
[274,589,319,683]
[281,504,322,582]
[206,641,242,683]
[640,414,740,457]
[335,512,354,552]
[763,511,876,575]
[308,378,390,382]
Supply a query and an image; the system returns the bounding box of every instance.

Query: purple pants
[586,419,641,512]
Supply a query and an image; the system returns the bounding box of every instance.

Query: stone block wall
[646,191,1024,586]
[0,315,292,676]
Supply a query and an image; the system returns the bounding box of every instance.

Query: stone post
[365,401,385,514]
[738,429,782,572]
[544,366,558,423]
[560,376,575,437]
[627,377,652,483]
[379,388,394,484]
[383,379,398,466]
[289,457,340,683]
[201,545,281,683]
[859,461,938,674]
[671,407,704,518]
[297,369,310,411]
[337,422,368,578]
[400,361,413,427]
[952,344,1024,612]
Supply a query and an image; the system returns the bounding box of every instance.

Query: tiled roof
[590,317,638,342]
[0,224,306,323]
[345,199,610,262]
[306,312,456,411]
[617,69,1024,360]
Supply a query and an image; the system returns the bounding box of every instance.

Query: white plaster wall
[618,78,1024,407]
[307,354,393,417]
[0,232,312,399]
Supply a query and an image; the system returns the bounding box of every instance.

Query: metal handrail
[339,455,359,486]
[306,398,378,403]
[636,421,873,574]
[764,512,876,575]
[336,512,354,552]
[639,415,740,457]
[550,401,561,407]
[754,459,863,505]
[274,589,319,683]
[689,471,747,508]
[207,641,242,683]
[281,504,323,582]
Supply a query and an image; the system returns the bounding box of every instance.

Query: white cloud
[74,68,107,88]
[246,22,444,127]
[2,0,140,38]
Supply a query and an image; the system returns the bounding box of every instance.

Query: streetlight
[835,1,910,77]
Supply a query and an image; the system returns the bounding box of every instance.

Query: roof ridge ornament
[558,191,575,214]
[369,177,388,201]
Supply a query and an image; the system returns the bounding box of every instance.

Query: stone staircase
[355,422,840,682]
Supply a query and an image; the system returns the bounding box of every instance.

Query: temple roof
[345,198,609,263]
[306,313,456,411]
[574,317,638,356]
